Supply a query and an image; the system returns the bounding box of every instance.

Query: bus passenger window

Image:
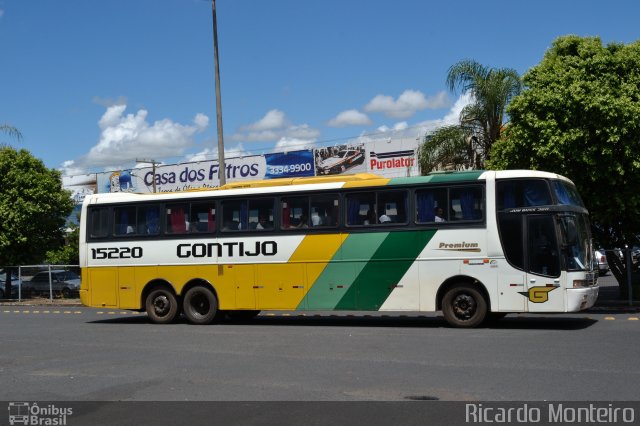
[221,200,247,231]
[310,195,339,227]
[450,187,483,221]
[114,207,136,235]
[416,189,447,223]
[191,202,216,233]
[138,205,160,235]
[378,190,407,224]
[89,208,110,238]
[248,199,274,231]
[281,197,308,229]
[165,204,189,234]
[346,193,375,226]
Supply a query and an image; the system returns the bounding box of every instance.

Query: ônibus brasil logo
[7,402,73,425]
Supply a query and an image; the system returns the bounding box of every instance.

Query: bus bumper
[567,286,599,311]
[79,288,90,307]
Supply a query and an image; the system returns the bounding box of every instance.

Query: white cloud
[328,109,372,127]
[359,93,472,142]
[232,110,320,143]
[364,90,450,119]
[242,109,288,132]
[62,104,209,173]
[185,143,250,162]
[273,137,317,152]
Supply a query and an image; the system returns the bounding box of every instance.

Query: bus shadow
[87,313,598,330]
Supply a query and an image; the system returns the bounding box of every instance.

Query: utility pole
[212,0,226,186]
[136,158,160,193]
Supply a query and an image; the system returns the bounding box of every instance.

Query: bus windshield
[559,213,592,271]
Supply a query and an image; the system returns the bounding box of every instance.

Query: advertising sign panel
[366,138,420,178]
[314,143,366,176]
[96,150,315,193]
[264,150,314,179]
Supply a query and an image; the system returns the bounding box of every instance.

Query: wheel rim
[189,292,210,318]
[452,293,477,320]
[153,294,171,317]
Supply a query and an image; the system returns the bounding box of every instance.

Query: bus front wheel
[442,284,487,328]
[182,286,219,325]
[145,288,179,324]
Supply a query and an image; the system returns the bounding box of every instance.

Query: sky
[1,0,639,176]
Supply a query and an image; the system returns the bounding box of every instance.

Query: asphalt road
[1,307,639,402]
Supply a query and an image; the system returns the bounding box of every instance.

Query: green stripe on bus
[389,171,484,186]
[300,232,388,310]
[334,230,436,310]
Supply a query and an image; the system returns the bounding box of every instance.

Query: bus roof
[84,170,573,204]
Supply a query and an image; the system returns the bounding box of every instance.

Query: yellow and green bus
[79,171,598,327]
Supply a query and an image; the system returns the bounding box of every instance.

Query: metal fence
[0,265,80,301]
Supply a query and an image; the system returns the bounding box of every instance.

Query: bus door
[525,215,565,312]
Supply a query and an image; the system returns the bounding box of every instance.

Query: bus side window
[346,193,376,226]
[191,202,216,233]
[310,194,339,227]
[416,189,447,223]
[249,198,274,231]
[89,207,110,238]
[281,197,309,229]
[221,200,247,232]
[450,187,483,221]
[165,204,189,234]
[114,206,136,235]
[138,205,160,235]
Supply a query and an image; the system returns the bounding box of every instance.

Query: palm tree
[1,124,23,145]
[418,60,521,173]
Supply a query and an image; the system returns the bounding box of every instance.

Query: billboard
[314,143,366,176]
[96,150,315,194]
[366,138,420,178]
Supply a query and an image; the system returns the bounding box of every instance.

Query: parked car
[317,149,365,175]
[594,250,609,276]
[0,270,22,298]
[25,270,81,298]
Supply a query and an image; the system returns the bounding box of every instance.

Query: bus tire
[145,288,179,324]
[442,284,487,328]
[182,286,218,325]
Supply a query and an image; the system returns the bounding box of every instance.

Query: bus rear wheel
[145,288,179,324]
[182,286,219,325]
[442,284,487,328]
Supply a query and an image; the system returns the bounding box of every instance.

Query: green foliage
[46,222,79,266]
[490,35,640,248]
[418,125,476,172]
[419,60,521,173]
[0,124,23,145]
[0,147,74,265]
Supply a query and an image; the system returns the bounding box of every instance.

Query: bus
[79,170,599,327]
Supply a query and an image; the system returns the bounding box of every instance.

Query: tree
[418,60,522,173]
[489,35,640,294]
[0,147,74,297]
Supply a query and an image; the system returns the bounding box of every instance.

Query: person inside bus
[434,206,446,222]
[296,214,309,228]
[364,209,376,225]
[256,213,273,230]
[379,213,392,223]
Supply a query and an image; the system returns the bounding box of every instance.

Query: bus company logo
[7,402,73,425]
[519,286,557,303]
[177,241,278,258]
[437,242,481,252]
